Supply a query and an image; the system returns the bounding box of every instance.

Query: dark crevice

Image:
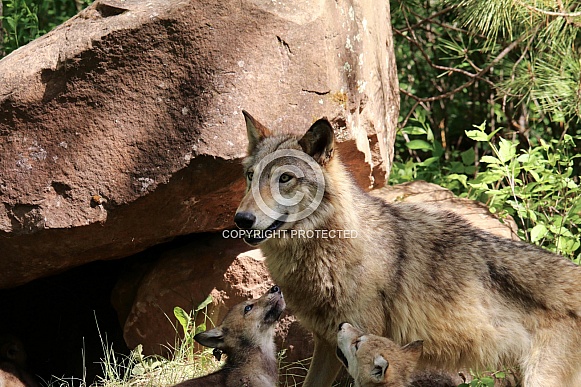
[96,2,128,18]
[51,181,72,198]
[276,35,292,54]
[302,88,330,96]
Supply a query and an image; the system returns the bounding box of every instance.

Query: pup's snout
[338,322,347,331]
[234,212,256,230]
[270,285,281,294]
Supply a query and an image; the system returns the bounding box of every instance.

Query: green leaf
[556,237,580,255]
[405,139,432,151]
[470,171,504,185]
[132,364,146,376]
[486,128,502,141]
[480,377,495,387]
[480,155,501,164]
[516,153,531,163]
[432,140,445,158]
[426,127,435,142]
[447,173,468,187]
[402,126,426,135]
[133,344,144,361]
[461,148,475,165]
[497,138,517,163]
[448,161,466,173]
[466,129,489,142]
[473,121,487,131]
[173,306,190,334]
[195,293,214,312]
[194,323,207,335]
[530,224,548,242]
[528,169,541,182]
[6,17,17,30]
[418,157,439,167]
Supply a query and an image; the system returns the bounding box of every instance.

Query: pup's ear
[194,327,225,349]
[298,118,335,165]
[370,354,389,382]
[402,340,423,363]
[242,110,272,153]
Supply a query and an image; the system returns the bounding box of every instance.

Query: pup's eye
[279,173,293,183]
[244,304,253,314]
[246,171,254,181]
[354,339,361,351]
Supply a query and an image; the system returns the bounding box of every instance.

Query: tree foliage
[391,0,581,260]
[393,0,580,145]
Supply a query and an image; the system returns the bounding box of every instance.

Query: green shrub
[391,121,581,261]
[465,123,581,260]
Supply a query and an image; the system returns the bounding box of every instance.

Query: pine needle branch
[400,33,528,103]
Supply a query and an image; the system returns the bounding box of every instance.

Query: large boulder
[0,0,399,288]
[372,181,519,240]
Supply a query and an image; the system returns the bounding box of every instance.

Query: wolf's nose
[234,212,256,229]
[270,285,281,294]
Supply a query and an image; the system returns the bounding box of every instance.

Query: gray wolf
[234,111,581,387]
[173,285,285,387]
[337,322,456,387]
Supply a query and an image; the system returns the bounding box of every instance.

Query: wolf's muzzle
[264,285,286,324]
[234,212,256,229]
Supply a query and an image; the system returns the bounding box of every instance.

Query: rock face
[0,0,399,288]
[114,181,518,364]
[372,181,519,240]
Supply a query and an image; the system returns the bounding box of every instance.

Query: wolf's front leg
[303,335,342,387]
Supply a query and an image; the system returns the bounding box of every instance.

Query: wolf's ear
[298,119,335,165]
[243,110,272,153]
[194,327,225,349]
[402,340,423,363]
[370,354,389,382]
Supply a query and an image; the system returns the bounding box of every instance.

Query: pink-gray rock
[0,0,399,288]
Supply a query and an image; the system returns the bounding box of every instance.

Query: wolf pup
[0,334,39,387]
[173,285,285,387]
[337,322,456,387]
[234,111,581,387]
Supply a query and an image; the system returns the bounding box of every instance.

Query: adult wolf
[234,111,581,387]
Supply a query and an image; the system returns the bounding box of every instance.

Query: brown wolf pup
[336,322,456,387]
[234,111,581,387]
[173,285,285,387]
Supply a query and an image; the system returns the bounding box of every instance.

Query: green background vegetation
[0,0,91,55]
[1,0,580,385]
[390,0,581,263]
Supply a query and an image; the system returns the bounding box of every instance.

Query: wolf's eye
[244,304,253,314]
[246,171,254,181]
[279,173,293,183]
